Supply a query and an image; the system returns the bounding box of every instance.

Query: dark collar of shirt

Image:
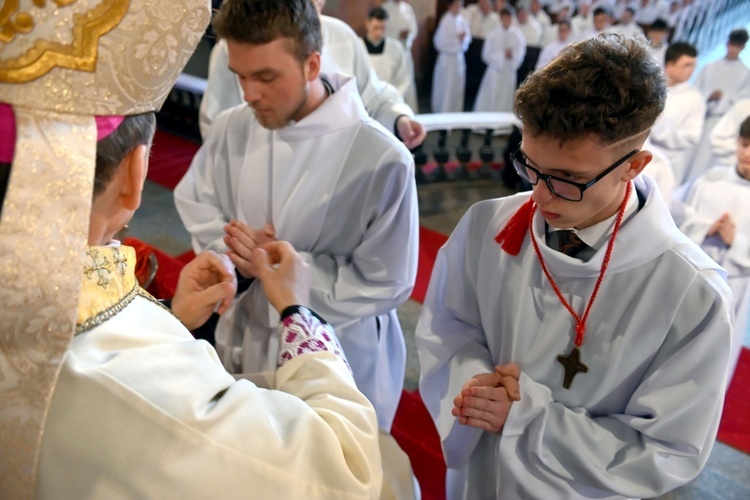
[364,36,386,55]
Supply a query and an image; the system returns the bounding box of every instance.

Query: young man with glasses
[416,33,733,499]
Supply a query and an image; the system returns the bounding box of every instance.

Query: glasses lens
[548,178,582,201]
[513,156,536,184]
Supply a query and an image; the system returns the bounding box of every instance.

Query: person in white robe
[363,7,414,109]
[0,0,383,496]
[515,5,544,83]
[529,0,553,36]
[612,7,644,38]
[687,29,750,180]
[650,41,705,184]
[581,6,613,39]
[175,0,419,433]
[539,2,577,47]
[397,0,420,111]
[474,8,526,113]
[671,116,750,380]
[464,0,501,39]
[199,0,425,149]
[416,33,732,499]
[431,0,472,113]
[371,0,420,111]
[711,98,750,165]
[572,0,594,35]
[646,18,670,65]
[535,20,573,70]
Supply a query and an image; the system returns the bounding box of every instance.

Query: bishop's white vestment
[473,25,526,113]
[175,74,418,431]
[38,245,382,498]
[416,176,732,499]
[198,16,413,139]
[431,11,472,113]
[672,166,750,379]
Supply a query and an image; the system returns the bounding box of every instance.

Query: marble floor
[131,130,749,497]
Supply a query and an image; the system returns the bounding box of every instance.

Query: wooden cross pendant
[557,346,589,389]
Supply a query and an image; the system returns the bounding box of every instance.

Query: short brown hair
[213,0,322,63]
[94,113,156,197]
[740,116,750,140]
[515,33,666,146]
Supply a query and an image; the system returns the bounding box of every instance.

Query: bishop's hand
[451,364,521,434]
[171,251,237,330]
[224,220,277,278]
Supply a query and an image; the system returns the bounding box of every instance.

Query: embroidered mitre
[0,1,210,497]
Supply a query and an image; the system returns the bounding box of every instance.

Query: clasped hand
[224,220,277,278]
[452,364,521,434]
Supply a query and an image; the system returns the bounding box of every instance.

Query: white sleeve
[298,150,419,328]
[416,205,496,469]
[174,115,236,253]
[513,31,527,70]
[199,39,244,140]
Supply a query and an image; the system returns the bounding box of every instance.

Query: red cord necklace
[529,182,632,389]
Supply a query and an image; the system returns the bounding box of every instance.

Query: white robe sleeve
[40,301,382,498]
[298,155,419,328]
[416,205,497,468]
[174,115,236,253]
[199,39,243,140]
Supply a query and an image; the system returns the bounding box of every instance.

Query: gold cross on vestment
[84,249,112,288]
[557,347,589,389]
[112,247,128,276]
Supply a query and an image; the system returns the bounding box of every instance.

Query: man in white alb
[688,29,750,179]
[175,0,419,433]
[711,98,750,166]
[416,33,732,499]
[473,7,526,113]
[536,19,573,70]
[432,0,472,113]
[363,7,413,108]
[199,0,425,148]
[372,0,419,110]
[650,41,705,184]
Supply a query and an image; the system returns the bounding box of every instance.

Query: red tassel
[494,198,535,256]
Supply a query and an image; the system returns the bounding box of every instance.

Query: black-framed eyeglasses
[510,146,639,202]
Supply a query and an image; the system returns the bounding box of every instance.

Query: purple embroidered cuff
[277,306,350,372]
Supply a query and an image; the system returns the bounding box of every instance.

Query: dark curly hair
[213,0,322,63]
[514,33,667,147]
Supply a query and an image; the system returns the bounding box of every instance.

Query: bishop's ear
[118,144,149,211]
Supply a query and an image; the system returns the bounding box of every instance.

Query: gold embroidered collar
[77,244,138,334]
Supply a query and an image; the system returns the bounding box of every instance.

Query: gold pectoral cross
[557,346,589,389]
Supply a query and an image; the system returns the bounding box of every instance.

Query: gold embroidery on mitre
[0,0,130,83]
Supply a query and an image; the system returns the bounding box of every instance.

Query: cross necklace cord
[529,182,632,389]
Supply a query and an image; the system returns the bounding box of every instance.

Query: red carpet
[412,227,448,303]
[718,347,750,454]
[147,130,200,190]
